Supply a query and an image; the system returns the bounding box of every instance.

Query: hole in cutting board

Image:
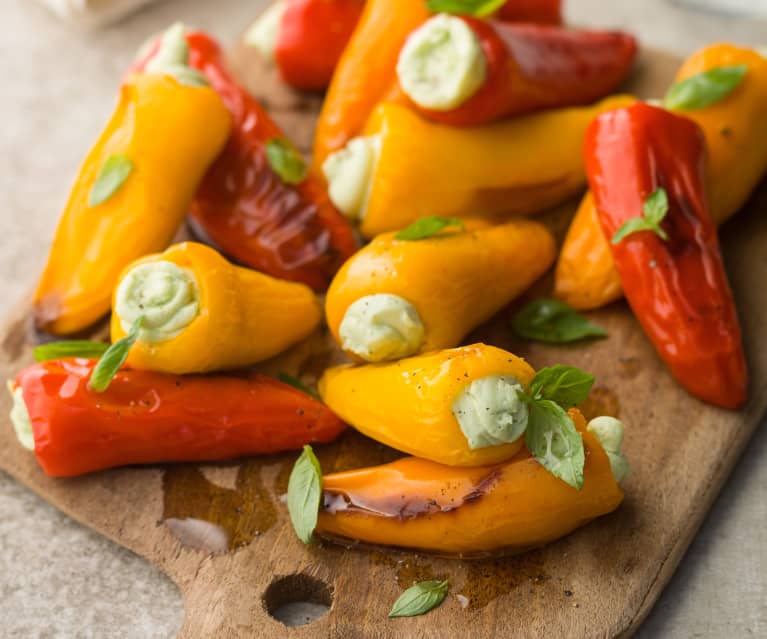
[263,573,333,627]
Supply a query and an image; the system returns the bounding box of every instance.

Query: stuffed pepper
[325,219,555,361]
[322,96,633,238]
[34,24,231,335]
[320,343,540,467]
[8,359,345,477]
[555,45,767,310]
[316,409,627,554]
[135,30,357,291]
[110,242,322,374]
[244,0,365,91]
[585,103,747,408]
[396,15,637,126]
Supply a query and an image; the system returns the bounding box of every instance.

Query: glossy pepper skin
[319,344,536,466]
[352,96,633,238]
[405,19,637,127]
[317,408,623,555]
[135,31,357,291]
[274,0,365,90]
[585,103,747,409]
[12,359,345,478]
[33,72,231,336]
[312,0,429,166]
[555,45,767,310]
[110,242,322,375]
[325,220,555,357]
[497,0,561,24]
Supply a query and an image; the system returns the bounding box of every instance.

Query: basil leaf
[287,445,322,544]
[664,64,748,111]
[611,187,669,244]
[266,138,307,185]
[425,0,505,17]
[278,372,319,400]
[529,365,595,407]
[643,187,668,224]
[511,299,607,344]
[88,155,133,207]
[526,400,585,489]
[33,340,109,362]
[88,315,143,392]
[389,580,449,618]
[395,216,465,241]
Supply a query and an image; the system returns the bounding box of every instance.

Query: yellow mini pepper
[325,219,555,362]
[319,343,536,466]
[317,409,625,555]
[110,242,322,374]
[34,24,232,335]
[555,44,767,310]
[321,96,634,239]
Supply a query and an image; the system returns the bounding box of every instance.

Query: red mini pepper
[273,0,365,90]
[400,19,637,127]
[12,359,346,477]
[585,103,747,409]
[135,31,357,292]
[497,0,561,24]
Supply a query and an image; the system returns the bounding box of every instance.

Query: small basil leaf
[278,372,320,400]
[33,340,109,362]
[611,187,669,244]
[88,155,133,207]
[389,580,449,618]
[287,445,322,544]
[266,138,307,185]
[425,0,505,17]
[526,400,585,489]
[511,299,607,344]
[394,216,465,241]
[642,187,669,224]
[664,64,748,111]
[529,365,595,408]
[88,315,143,392]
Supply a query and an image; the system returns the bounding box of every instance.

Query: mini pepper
[555,45,767,310]
[325,219,555,361]
[8,359,345,478]
[396,15,637,126]
[110,242,322,375]
[317,409,626,555]
[34,24,231,335]
[322,96,634,238]
[585,103,747,409]
[244,0,365,91]
[319,344,537,467]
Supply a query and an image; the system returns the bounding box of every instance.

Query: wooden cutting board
[2,46,766,638]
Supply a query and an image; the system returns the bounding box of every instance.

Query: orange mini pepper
[317,409,624,555]
[325,219,555,361]
[319,344,537,467]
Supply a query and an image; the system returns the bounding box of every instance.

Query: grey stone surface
[0,0,765,636]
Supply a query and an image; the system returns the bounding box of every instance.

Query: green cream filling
[587,416,631,483]
[396,13,487,111]
[145,22,208,87]
[322,135,381,221]
[7,382,34,451]
[451,376,528,450]
[115,261,200,343]
[244,1,287,63]
[339,294,425,362]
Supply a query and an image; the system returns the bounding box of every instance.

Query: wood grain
[2,47,765,638]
